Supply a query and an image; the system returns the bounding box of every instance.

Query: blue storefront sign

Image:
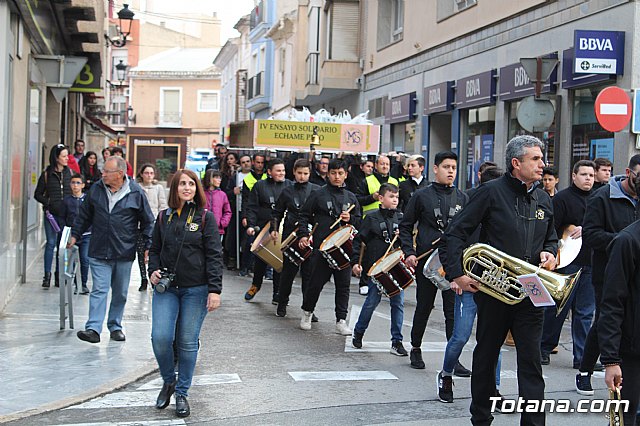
[498,55,558,101]
[455,70,496,109]
[423,82,454,115]
[561,48,614,89]
[573,30,625,75]
[590,138,614,163]
[385,92,417,124]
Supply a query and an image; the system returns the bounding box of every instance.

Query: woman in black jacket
[34,144,73,288]
[78,150,102,190]
[148,169,223,418]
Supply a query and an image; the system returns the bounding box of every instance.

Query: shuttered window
[327,1,359,61]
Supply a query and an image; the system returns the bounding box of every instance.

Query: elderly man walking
[70,156,154,343]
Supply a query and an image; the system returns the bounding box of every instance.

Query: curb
[0,359,158,424]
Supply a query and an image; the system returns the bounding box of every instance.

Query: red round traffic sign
[594,86,632,132]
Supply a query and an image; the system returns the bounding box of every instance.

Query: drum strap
[434,189,458,231]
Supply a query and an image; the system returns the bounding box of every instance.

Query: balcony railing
[250,1,265,30]
[306,52,319,86]
[154,111,182,127]
[247,72,264,100]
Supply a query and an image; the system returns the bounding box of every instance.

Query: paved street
[2,261,613,425]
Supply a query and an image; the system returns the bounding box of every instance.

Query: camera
[155,268,175,293]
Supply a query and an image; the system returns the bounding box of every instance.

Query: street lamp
[115,60,127,84]
[105,4,135,48]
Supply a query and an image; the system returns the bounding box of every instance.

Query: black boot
[54,271,60,287]
[138,279,148,291]
[175,394,190,417]
[155,381,176,409]
[42,272,51,288]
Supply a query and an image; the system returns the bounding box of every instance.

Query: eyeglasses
[630,169,640,180]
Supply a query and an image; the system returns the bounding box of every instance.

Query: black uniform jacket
[272,181,320,237]
[583,176,639,287]
[444,173,557,280]
[34,166,73,216]
[352,207,403,274]
[149,204,223,294]
[552,184,592,266]
[399,176,428,212]
[400,182,467,258]
[598,220,640,364]
[246,177,292,229]
[297,183,361,250]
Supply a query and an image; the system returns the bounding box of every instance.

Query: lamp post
[115,60,127,84]
[105,4,135,48]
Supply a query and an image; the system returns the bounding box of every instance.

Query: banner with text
[253,120,380,153]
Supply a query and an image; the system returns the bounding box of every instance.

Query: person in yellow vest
[238,153,266,277]
[355,155,398,295]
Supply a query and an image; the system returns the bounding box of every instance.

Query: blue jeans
[443,291,502,387]
[75,235,91,287]
[540,265,594,366]
[44,214,63,274]
[151,285,209,397]
[354,279,404,342]
[85,258,133,334]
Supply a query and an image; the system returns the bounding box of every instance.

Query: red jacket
[67,155,81,173]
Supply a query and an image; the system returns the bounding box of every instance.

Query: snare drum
[281,233,313,266]
[250,223,283,273]
[319,225,355,270]
[367,249,415,297]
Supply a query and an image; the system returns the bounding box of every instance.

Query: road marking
[67,391,162,409]
[289,371,398,381]
[137,374,242,390]
[500,370,548,379]
[344,340,468,353]
[52,421,185,426]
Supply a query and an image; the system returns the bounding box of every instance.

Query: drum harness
[433,187,459,233]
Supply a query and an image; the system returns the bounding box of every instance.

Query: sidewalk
[0,253,157,423]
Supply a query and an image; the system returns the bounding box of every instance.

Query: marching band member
[297,158,361,334]
[351,183,408,355]
[399,151,467,374]
[270,159,320,317]
[398,155,427,212]
[244,158,291,304]
[444,135,557,426]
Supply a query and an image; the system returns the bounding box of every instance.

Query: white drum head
[320,226,352,251]
[368,249,403,276]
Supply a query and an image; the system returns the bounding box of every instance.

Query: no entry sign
[595,86,632,132]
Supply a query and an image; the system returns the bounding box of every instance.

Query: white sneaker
[300,310,313,330]
[335,319,352,335]
[359,286,369,295]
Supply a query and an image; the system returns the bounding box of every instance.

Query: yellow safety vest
[243,172,266,191]
[362,174,399,215]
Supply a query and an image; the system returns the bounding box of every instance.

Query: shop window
[463,105,495,189]
[571,86,614,165]
[368,96,388,118]
[507,100,557,168]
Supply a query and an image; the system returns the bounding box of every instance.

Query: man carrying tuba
[443,135,558,426]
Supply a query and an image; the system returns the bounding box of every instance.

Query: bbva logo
[579,37,613,51]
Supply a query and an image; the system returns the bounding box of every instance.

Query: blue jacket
[71,178,154,261]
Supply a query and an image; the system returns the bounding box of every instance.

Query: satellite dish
[516,96,555,132]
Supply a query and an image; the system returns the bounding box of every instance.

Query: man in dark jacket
[598,219,640,425]
[592,157,612,191]
[244,158,291,304]
[309,155,330,186]
[70,156,154,344]
[271,159,320,317]
[239,153,266,276]
[398,155,427,212]
[576,154,640,395]
[444,135,557,426]
[540,160,596,368]
[399,151,466,373]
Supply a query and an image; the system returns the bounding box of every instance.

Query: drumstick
[330,204,356,230]
[309,223,318,238]
[414,238,442,262]
[281,227,299,248]
[383,234,398,258]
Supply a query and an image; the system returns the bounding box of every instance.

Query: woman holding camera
[148,169,222,418]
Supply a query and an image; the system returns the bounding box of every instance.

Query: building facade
[363,0,640,188]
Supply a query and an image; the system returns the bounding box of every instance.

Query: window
[197,90,220,112]
[377,0,404,50]
[279,47,286,87]
[110,95,126,125]
[158,87,182,126]
[437,0,477,22]
[326,0,359,61]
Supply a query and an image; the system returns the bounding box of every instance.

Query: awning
[82,114,119,138]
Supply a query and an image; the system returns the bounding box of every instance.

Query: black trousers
[621,355,640,424]
[471,292,545,426]
[301,251,351,321]
[251,256,280,297]
[136,234,147,281]
[579,280,603,373]
[411,258,455,348]
[278,255,313,306]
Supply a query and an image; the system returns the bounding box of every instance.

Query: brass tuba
[462,243,580,314]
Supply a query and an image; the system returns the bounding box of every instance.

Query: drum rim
[319,225,353,251]
[367,248,403,276]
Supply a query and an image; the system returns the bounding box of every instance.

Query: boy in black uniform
[244,158,291,304]
[398,155,427,212]
[297,158,361,334]
[270,159,320,317]
[399,151,468,373]
[351,183,408,356]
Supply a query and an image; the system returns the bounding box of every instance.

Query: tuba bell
[462,243,579,314]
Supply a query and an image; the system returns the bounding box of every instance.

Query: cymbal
[556,225,582,269]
